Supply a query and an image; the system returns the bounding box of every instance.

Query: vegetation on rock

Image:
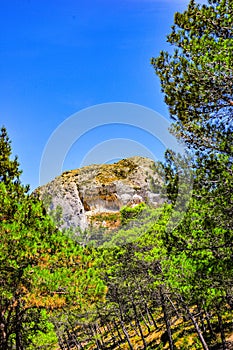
[36,156,162,232]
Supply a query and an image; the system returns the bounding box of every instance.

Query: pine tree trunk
[113,319,124,343]
[148,308,158,330]
[70,326,85,350]
[180,300,209,350]
[66,328,84,350]
[188,311,209,350]
[95,322,106,348]
[204,308,215,340]
[217,312,226,350]
[15,304,23,350]
[89,324,102,350]
[107,322,120,348]
[117,305,134,350]
[167,294,180,319]
[119,318,133,350]
[0,316,8,350]
[197,304,206,333]
[115,290,134,350]
[160,286,174,350]
[131,298,147,348]
[139,308,151,335]
[129,319,140,336]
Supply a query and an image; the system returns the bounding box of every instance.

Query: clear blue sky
[1,0,200,190]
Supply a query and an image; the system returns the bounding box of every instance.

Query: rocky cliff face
[35,157,163,231]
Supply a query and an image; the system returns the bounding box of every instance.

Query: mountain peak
[36,157,163,231]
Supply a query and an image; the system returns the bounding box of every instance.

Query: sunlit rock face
[35,156,163,231]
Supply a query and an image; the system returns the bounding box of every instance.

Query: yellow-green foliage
[95,158,137,184]
[120,202,147,225]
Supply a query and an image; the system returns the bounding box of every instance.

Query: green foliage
[0,126,24,184]
[24,310,57,349]
[0,127,106,349]
[151,1,233,348]
[151,0,233,154]
[120,202,148,225]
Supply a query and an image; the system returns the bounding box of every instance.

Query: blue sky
[1,0,199,190]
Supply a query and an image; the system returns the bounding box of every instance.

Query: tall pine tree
[0,127,106,349]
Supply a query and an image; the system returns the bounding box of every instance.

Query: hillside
[35,156,163,231]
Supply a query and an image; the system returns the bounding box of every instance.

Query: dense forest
[1,0,233,349]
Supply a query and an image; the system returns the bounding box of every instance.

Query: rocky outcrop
[35,157,163,231]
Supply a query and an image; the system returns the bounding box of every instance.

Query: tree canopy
[151,0,233,154]
[0,126,106,349]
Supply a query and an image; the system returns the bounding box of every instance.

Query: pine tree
[151,0,233,153]
[151,1,233,348]
[0,127,106,349]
